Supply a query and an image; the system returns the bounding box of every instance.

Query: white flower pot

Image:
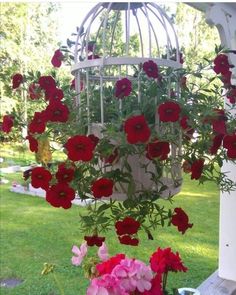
[178,288,200,295]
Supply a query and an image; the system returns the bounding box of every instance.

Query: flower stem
[53,272,65,295]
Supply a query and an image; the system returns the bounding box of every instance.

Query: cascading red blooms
[213,54,231,75]
[38,75,56,92]
[45,87,64,101]
[46,182,75,209]
[26,134,38,152]
[45,101,69,123]
[12,73,23,89]
[115,217,140,246]
[158,101,181,122]
[28,111,47,134]
[209,134,224,155]
[190,159,204,180]
[1,115,14,133]
[171,208,193,234]
[146,140,170,160]
[211,109,227,135]
[31,166,52,190]
[150,247,188,274]
[51,49,64,68]
[124,114,151,144]
[55,163,75,183]
[223,134,236,159]
[115,78,132,98]
[28,83,41,100]
[64,135,95,162]
[143,60,159,79]
[91,178,114,198]
[84,235,106,247]
[227,87,236,104]
[88,134,100,148]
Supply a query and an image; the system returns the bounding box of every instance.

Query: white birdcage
[71,2,183,199]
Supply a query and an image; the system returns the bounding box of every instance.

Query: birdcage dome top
[72,2,182,74]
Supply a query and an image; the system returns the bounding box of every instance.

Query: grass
[0,167,220,295]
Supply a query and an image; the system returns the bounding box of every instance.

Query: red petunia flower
[158,101,181,122]
[118,235,139,246]
[124,115,151,144]
[213,54,231,75]
[28,111,47,134]
[26,134,38,152]
[171,208,193,234]
[56,163,75,183]
[115,78,132,98]
[38,75,56,92]
[96,253,125,275]
[65,135,95,162]
[45,101,69,123]
[223,134,236,159]
[46,182,75,209]
[1,115,14,133]
[143,60,159,79]
[146,140,170,161]
[91,178,114,198]
[211,109,227,135]
[190,159,204,180]
[115,217,140,236]
[31,167,52,190]
[227,87,236,104]
[150,247,188,274]
[45,87,64,101]
[84,235,105,247]
[28,83,41,100]
[51,49,64,68]
[180,116,190,130]
[209,134,224,155]
[12,73,23,89]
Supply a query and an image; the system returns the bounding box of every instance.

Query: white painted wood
[205,3,236,282]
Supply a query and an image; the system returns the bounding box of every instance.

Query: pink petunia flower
[71,243,88,266]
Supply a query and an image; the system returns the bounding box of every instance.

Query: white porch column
[205,3,236,282]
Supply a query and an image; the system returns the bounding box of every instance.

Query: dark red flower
[182,160,191,173]
[84,235,105,247]
[88,54,100,60]
[46,182,75,209]
[23,169,32,181]
[221,71,232,88]
[91,178,113,198]
[171,208,193,234]
[223,134,236,159]
[31,167,52,190]
[146,140,170,160]
[12,73,23,89]
[118,235,139,246]
[56,163,75,183]
[211,109,227,135]
[26,135,38,152]
[124,115,151,144]
[96,253,125,275]
[213,54,231,75]
[65,135,95,162]
[150,247,188,274]
[115,78,132,98]
[1,115,14,133]
[51,49,64,68]
[142,273,163,295]
[180,116,190,130]
[28,111,47,134]
[143,60,159,79]
[38,75,56,92]
[190,159,204,180]
[180,76,187,89]
[28,83,41,100]
[227,87,236,104]
[115,217,140,236]
[45,87,64,101]
[158,101,181,122]
[88,134,99,148]
[209,134,224,155]
[45,101,69,123]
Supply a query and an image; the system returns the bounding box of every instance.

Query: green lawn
[0,169,219,294]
